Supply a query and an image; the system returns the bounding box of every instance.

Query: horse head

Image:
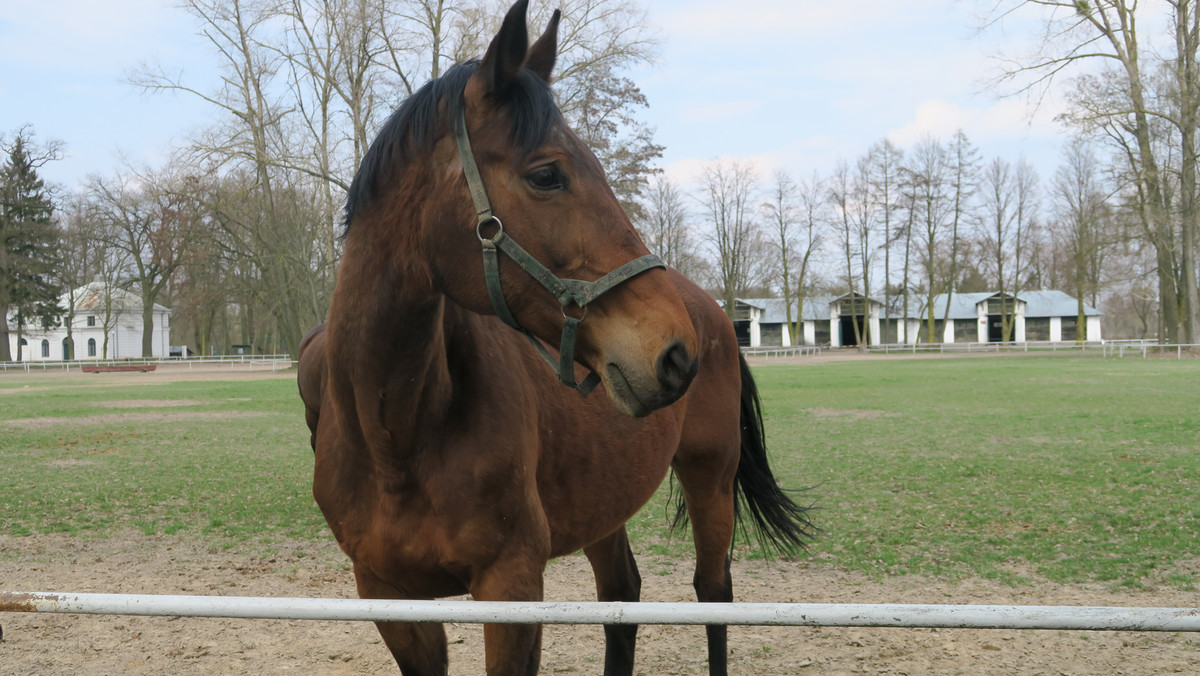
[345,0,699,417]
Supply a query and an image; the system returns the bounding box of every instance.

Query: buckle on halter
[476,216,504,242]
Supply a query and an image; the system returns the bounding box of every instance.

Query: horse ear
[525,9,560,84]
[479,0,530,96]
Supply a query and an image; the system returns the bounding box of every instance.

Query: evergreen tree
[1,131,63,361]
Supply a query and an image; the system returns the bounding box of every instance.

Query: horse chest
[537,413,681,555]
[316,442,538,588]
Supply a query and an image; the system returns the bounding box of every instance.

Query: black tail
[671,353,816,555]
[731,352,816,555]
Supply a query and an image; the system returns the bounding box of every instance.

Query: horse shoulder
[667,269,738,363]
[666,269,742,451]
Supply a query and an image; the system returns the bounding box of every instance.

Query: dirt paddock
[2,534,1197,675]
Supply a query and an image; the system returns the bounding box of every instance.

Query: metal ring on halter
[561,303,587,322]
[476,216,504,242]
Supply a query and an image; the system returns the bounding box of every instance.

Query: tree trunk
[141,287,157,358]
[0,301,11,362]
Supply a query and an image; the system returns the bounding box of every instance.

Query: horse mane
[343,60,562,233]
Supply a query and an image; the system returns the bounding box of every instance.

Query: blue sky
[0,0,1068,193]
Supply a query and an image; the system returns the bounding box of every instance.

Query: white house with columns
[5,281,172,361]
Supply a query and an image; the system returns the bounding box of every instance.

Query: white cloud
[887,97,1064,147]
[661,157,708,187]
[661,135,840,193]
[886,100,976,145]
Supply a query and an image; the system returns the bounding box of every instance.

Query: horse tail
[731,352,816,555]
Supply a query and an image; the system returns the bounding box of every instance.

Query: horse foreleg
[373,621,449,676]
[583,526,642,676]
[673,459,737,676]
[471,551,548,676]
[355,570,449,676]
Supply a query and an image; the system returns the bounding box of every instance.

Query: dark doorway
[988,315,1007,342]
[734,320,751,347]
[839,315,865,347]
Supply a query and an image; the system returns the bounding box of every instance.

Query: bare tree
[907,135,951,343]
[762,170,801,339]
[68,203,131,360]
[637,175,699,276]
[983,0,1200,342]
[1051,138,1112,340]
[867,139,904,341]
[131,0,336,355]
[828,160,871,345]
[940,130,980,329]
[58,196,104,359]
[792,172,826,342]
[83,169,200,357]
[698,158,760,318]
[979,156,1038,341]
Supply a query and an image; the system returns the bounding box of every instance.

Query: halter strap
[453,107,665,396]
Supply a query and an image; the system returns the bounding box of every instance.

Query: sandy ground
[0,362,295,391]
[2,534,1197,675]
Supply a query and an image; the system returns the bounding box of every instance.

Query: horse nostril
[655,340,697,394]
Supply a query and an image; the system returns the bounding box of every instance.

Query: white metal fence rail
[0,355,294,372]
[737,340,1199,359]
[741,346,823,358]
[2,592,1198,632]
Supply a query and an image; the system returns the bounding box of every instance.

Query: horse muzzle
[602,338,698,418]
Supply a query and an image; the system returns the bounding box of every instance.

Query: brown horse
[297,2,811,674]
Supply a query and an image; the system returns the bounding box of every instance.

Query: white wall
[7,309,171,361]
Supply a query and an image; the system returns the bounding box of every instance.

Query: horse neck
[326,220,456,453]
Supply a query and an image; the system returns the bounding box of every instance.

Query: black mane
[343,60,562,232]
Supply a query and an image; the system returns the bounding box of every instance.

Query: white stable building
[4,281,172,361]
[733,290,1102,348]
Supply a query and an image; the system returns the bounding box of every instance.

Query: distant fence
[868,340,1109,355]
[740,340,1200,360]
[1099,341,1200,359]
[741,345,824,358]
[0,355,294,373]
[2,592,1199,632]
[861,339,1199,358]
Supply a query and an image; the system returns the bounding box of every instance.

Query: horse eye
[527,166,566,191]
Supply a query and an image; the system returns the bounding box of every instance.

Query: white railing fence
[2,592,1199,632]
[737,339,1198,359]
[0,355,294,373]
[741,345,824,358]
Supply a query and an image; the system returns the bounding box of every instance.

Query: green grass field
[2,355,1197,590]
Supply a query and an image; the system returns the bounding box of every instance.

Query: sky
[0,0,1070,194]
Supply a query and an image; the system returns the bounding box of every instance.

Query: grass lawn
[747,354,1200,589]
[0,377,323,545]
[1,354,1197,590]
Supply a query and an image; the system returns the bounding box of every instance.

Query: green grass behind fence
[1,355,1197,589]
[748,355,1200,589]
[0,379,323,544]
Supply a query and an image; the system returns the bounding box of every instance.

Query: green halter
[452,107,666,396]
